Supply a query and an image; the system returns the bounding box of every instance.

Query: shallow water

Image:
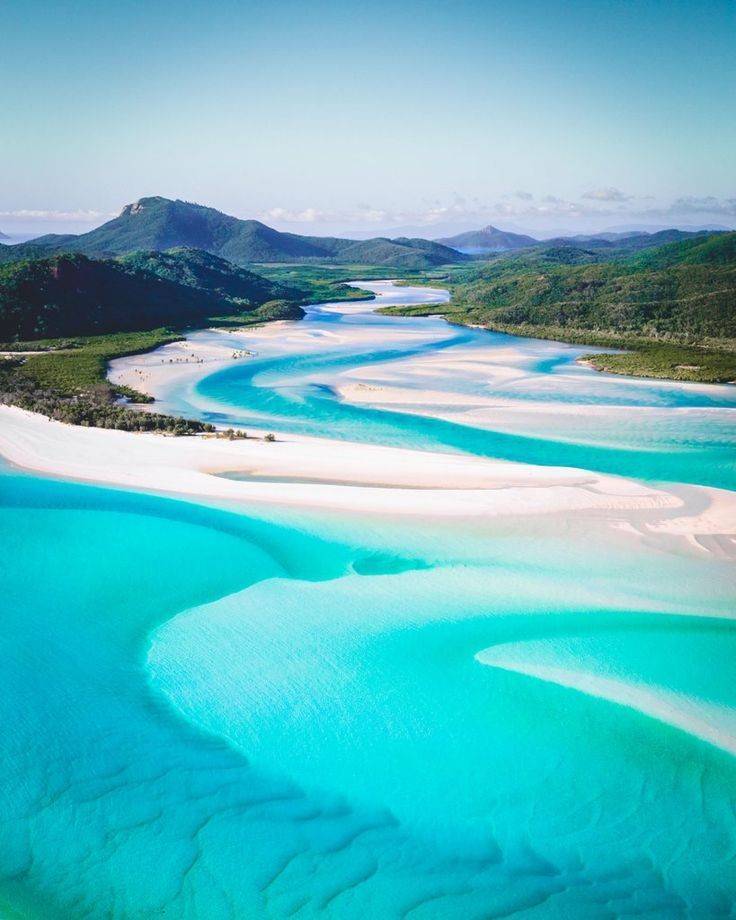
[1,283,735,917]
[185,283,736,490]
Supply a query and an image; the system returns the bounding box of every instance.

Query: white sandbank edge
[0,404,710,527]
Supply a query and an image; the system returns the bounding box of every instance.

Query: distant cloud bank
[258,192,736,235]
[0,209,115,223]
[2,195,734,241]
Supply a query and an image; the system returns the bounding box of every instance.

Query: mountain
[0,197,466,269]
[435,227,718,259]
[434,232,736,342]
[437,225,538,254]
[0,250,295,341]
[0,231,9,241]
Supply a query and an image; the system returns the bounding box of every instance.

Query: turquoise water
[196,351,736,489]
[188,285,736,491]
[2,283,736,917]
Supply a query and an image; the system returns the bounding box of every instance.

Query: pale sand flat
[0,405,685,523]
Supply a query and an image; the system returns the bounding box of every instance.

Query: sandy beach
[3,280,735,554]
[2,404,735,560]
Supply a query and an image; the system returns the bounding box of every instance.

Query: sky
[1,0,734,240]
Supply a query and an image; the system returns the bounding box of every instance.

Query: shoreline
[107,320,297,402]
[1,404,735,560]
[1,281,733,559]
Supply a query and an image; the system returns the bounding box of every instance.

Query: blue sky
[1,0,734,238]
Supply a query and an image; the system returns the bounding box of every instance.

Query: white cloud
[0,209,114,222]
[257,195,620,231]
[491,196,611,219]
[6,194,733,238]
[260,205,389,225]
[581,187,633,202]
[667,196,736,216]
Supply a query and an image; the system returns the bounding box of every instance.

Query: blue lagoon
[1,283,735,917]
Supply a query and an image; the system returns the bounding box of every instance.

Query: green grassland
[253,264,414,301]
[4,329,183,396]
[580,345,736,384]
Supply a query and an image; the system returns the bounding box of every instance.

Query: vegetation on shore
[0,328,217,434]
[0,256,405,434]
[253,264,415,302]
[0,249,316,433]
[580,345,736,384]
[2,329,182,394]
[379,233,736,384]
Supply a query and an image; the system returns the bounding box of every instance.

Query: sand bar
[0,404,697,523]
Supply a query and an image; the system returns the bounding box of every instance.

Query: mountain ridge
[0,197,466,270]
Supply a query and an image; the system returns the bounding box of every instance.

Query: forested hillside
[380,233,736,383]
[0,197,466,269]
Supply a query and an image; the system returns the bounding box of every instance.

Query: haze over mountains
[0,196,726,278]
[0,198,466,270]
[437,225,538,253]
[437,224,721,256]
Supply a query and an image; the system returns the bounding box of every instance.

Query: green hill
[437,225,713,258]
[380,233,736,383]
[0,249,300,341]
[0,254,216,340]
[0,197,466,269]
[0,248,310,434]
[119,248,298,304]
[626,231,736,270]
[540,228,714,257]
[430,232,736,341]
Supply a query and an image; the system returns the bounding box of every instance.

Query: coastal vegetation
[0,250,303,341]
[254,264,418,301]
[0,248,317,433]
[0,328,216,433]
[0,359,214,434]
[380,232,736,384]
[580,344,736,384]
[0,243,399,433]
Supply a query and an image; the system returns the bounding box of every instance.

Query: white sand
[5,283,735,547]
[107,332,278,398]
[0,405,694,524]
[478,648,736,756]
[107,316,441,399]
